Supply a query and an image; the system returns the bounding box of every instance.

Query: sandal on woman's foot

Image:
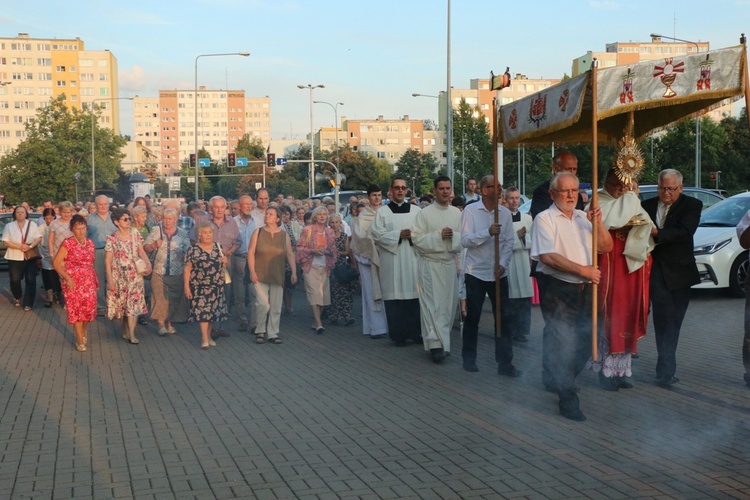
[128,337,139,345]
[76,344,87,352]
[201,341,209,349]
[269,337,282,345]
[13,299,20,307]
[158,327,169,336]
[256,334,266,344]
[167,325,177,334]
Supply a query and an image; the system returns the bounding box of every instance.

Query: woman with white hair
[295,206,337,334]
[144,207,191,335]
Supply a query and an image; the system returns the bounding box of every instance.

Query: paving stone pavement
[0,272,749,499]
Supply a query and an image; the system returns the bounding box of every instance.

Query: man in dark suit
[530,151,586,219]
[641,169,701,388]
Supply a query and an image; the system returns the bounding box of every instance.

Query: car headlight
[694,238,732,255]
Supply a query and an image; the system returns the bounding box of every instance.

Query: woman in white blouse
[2,206,42,310]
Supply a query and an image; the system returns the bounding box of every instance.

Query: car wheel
[728,252,749,298]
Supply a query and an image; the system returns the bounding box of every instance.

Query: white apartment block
[0,33,119,157]
[133,88,270,177]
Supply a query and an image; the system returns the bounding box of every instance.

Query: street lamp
[90,96,134,196]
[313,100,343,177]
[194,52,250,201]
[298,84,325,197]
[650,33,703,186]
[446,0,453,184]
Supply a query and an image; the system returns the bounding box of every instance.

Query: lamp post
[650,33,703,187]
[194,52,250,201]
[413,92,449,178]
[298,84,325,197]
[313,100,344,176]
[90,96,134,196]
[446,0,453,185]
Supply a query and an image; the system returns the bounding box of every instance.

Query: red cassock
[599,228,652,354]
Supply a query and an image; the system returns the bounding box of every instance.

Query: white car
[692,192,750,297]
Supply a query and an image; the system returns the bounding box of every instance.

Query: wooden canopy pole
[742,34,750,132]
[590,60,599,361]
[492,97,502,337]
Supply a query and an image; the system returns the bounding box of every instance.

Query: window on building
[56,66,66,72]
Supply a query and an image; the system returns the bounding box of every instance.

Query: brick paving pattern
[0,272,748,499]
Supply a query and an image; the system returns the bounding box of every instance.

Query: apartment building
[342,115,447,170]
[133,88,271,177]
[571,37,731,120]
[0,33,119,157]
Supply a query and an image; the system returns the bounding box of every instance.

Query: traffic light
[189,153,196,168]
[267,153,276,168]
[228,153,236,167]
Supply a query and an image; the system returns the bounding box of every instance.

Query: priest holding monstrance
[588,137,655,392]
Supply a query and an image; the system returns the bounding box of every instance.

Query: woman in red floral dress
[53,215,99,352]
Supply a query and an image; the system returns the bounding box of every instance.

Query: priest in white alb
[371,176,422,346]
[412,175,462,363]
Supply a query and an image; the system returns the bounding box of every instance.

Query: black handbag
[332,261,358,284]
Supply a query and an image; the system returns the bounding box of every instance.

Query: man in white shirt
[462,177,480,205]
[531,172,612,422]
[371,177,422,346]
[251,188,269,229]
[460,175,520,376]
[233,195,256,332]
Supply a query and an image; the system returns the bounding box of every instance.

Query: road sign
[276,157,288,166]
[171,179,180,189]
[199,158,210,167]
[236,157,248,167]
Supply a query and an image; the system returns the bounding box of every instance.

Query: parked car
[638,185,725,210]
[692,192,750,297]
[0,212,43,270]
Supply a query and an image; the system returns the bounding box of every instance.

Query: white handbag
[216,243,231,284]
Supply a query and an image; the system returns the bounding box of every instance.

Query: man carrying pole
[459,175,520,376]
[531,172,612,421]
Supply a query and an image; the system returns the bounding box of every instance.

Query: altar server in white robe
[505,186,534,343]
[412,175,462,363]
[371,176,422,346]
[350,185,389,339]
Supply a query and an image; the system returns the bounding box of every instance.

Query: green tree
[395,148,441,196]
[0,94,126,204]
[453,98,493,183]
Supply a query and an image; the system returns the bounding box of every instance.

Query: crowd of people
[5,145,743,422]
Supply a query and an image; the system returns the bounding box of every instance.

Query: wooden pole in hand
[492,97,502,338]
[591,60,599,361]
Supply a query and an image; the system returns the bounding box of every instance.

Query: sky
[3,0,750,140]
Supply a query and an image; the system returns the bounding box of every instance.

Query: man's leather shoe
[617,377,634,389]
[463,361,479,372]
[545,384,580,393]
[394,340,407,347]
[430,348,445,363]
[656,376,679,388]
[498,365,522,377]
[560,408,587,422]
[598,372,619,391]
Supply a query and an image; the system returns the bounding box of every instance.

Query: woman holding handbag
[327,214,356,326]
[105,208,150,344]
[295,206,337,334]
[2,205,42,311]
